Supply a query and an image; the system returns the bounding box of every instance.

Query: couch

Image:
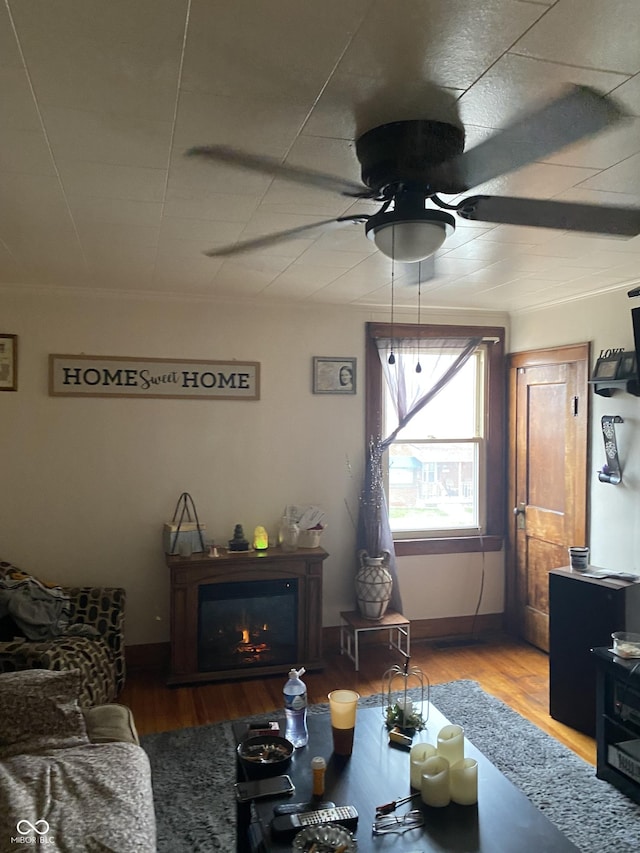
[0,559,125,707]
[0,669,156,852]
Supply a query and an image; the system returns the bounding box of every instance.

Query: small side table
[340,609,410,671]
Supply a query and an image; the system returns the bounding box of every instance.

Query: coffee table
[235,702,579,852]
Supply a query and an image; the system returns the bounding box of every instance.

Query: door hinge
[572,395,579,416]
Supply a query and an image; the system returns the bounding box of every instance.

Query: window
[366,322,506,556]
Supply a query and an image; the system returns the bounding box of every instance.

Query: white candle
[396,699,413,717]
[409,742,437,789]
[437,724,464,765]
[450,758,478,805]
[421,755,450,807]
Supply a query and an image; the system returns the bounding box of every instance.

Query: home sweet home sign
[49,354,260,400]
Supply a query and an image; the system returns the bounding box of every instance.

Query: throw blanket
[0,563,72,641]
[0,742,156,853]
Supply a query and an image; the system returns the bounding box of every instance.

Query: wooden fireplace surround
[166,546,328,685]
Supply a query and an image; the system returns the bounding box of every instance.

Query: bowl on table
[237,734,294,779]
[612,631,640,658]
[292,824,356,852]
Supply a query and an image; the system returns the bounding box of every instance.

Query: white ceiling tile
[159,216,243,245]
[0,67,43,131]
[0,4,24,68]
[543,118,640,170]
[579,152,640,195]
[181,0,371,103]
[10,0,186,121]
[57,160,167,202]
[441,239,536,262]
[42,107,173,169]
[163,193,259,224]
[458,53,628,130]
[514,0,640,75]
[611,74,640,116]
[168,156,272,198]
[340,0,545,90]
[0,128,55,175]
[67,196,163,228]
[173,90,311,158]
[303,72,465,141]
[211,254,294,297]
[261,265,347,299]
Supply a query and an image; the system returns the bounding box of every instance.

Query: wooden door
[506,344,589,651]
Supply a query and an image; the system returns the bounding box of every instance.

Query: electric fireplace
[198,578,298,671]
[166,547,327,684]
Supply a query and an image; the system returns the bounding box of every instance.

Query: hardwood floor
[120,632,596,765]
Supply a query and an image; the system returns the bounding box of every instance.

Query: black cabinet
[593,647,640,804]
[549,568,640,736]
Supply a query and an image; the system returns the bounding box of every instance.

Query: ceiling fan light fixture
[366,208,455,263]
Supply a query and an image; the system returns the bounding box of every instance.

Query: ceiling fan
[187,86,640,264]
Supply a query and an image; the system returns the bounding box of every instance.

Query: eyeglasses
[372,810,425,835]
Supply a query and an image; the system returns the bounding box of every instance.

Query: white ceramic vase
[355,549,393,621]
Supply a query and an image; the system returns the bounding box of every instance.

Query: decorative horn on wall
[598,415,624,485]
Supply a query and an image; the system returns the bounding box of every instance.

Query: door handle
[513,502,526,529]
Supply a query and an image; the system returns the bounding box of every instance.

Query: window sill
[394,535,503,557]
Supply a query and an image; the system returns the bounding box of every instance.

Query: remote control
[271,805,358,838]
[607,572,639,581]
[273,801,335,816]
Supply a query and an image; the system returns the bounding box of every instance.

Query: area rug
[140,679,640,852]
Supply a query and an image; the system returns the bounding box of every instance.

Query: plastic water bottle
[283,666,308,747]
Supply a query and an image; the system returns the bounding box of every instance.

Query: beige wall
[510,285,640,572]
[1,287,508,645]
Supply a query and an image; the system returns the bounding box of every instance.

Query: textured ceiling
[1,0,639,313]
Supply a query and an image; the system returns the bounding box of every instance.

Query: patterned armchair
[0,569,126,707]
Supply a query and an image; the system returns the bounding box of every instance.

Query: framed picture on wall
[0,334,17,391]
[312,356,356,394]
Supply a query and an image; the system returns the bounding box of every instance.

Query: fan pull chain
[388,226,396,365]
[416,262,422,373]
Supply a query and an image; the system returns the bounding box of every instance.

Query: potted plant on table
[355,437,393,621]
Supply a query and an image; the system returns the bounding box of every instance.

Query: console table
[166,547,327,685]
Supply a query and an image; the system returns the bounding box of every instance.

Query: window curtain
[359,335,482,614]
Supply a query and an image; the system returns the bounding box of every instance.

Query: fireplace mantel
[166,547,328,685]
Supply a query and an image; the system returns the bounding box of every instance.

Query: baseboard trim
[125,613,504,670]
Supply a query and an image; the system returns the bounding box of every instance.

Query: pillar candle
[450,758,478,805]
[409,742,437,789]
[397,697,414,723]
[437,724,464,765]
[420,755,450,807]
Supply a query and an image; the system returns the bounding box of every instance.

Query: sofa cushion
[82,703,140,745]
[0,668,89,758]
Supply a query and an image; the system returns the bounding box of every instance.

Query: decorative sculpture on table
[228,523,250,551]
[383,655,429,733]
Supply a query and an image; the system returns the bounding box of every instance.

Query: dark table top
[235,702,579,853]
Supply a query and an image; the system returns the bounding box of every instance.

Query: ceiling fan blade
[457,195,640,236]
[187,145,370,197]
[203,215,366,257]
[432,85,626,193]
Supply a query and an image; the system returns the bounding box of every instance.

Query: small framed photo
[593,354,621,380]
[313,356,356,395]
[0,334,17,391]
